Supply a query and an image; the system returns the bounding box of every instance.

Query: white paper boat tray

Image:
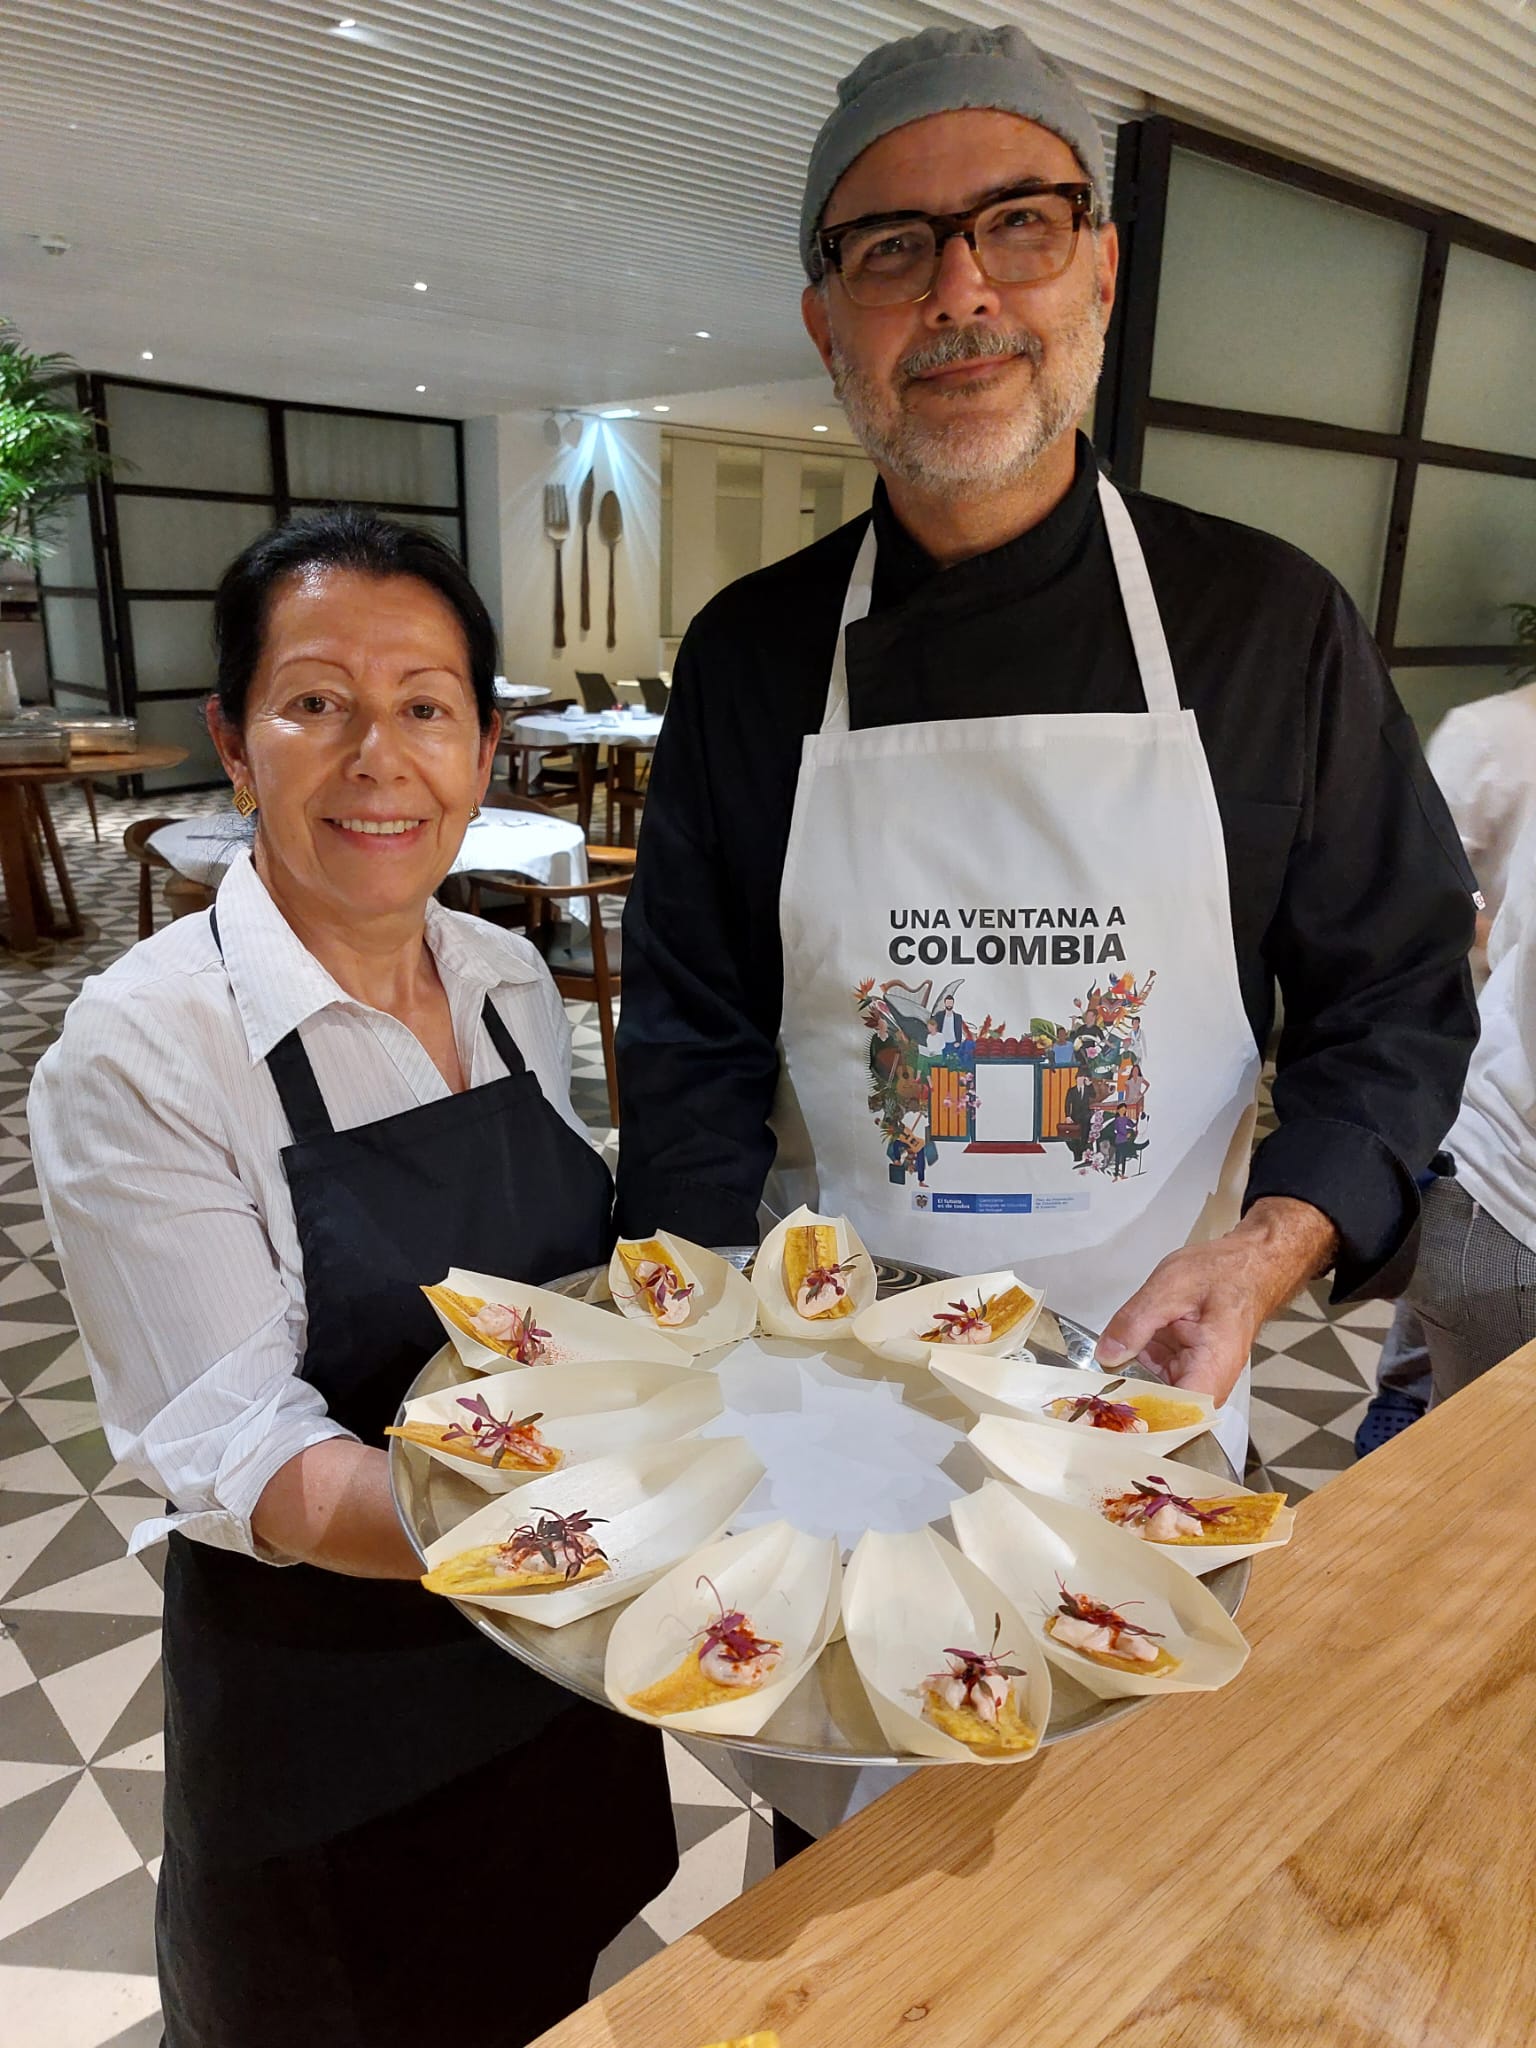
[389,1249,1252,1768]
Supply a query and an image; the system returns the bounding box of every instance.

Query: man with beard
[617,26,1474,1543]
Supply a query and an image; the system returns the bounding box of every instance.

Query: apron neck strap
[819,474,1181,735]
[479,995,528,1077]
[266,1030,334,1144]
[1094,474,1180,715]
[823,521,877,735]
[265,995,528,1145]
[211,907,530,1139]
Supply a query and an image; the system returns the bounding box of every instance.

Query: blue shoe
[1353,1389,1426,1459]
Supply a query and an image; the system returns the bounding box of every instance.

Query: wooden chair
[465,870,630,1127]
[123,815,184,940]
[475,787,634,874]
[636,675,670,717]
[449,788,630,927]
[604,743,649,846]
[164,872,215,921]
[503,699,608,830]
[575,670,618,712]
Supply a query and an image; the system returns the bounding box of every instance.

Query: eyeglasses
[817,182,1095,308]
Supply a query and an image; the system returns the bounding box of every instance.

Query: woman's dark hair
[211,505,499,730]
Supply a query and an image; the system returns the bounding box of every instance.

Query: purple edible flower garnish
[441,1393,548,1468]
[693,1575,780,1666]
[506,1307,552,1364]
[930,1295,992,1338]
[1064,1391,1144,1431]
[926,1614,1024,1711]
[497,1506,608,1580]
[1053,1576,1163,1640]
[1111,1477,1227,1527]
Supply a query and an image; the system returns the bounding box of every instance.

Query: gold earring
[232,786,258,818]
[470,803,481,820]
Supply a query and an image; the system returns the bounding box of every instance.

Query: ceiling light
[415,384,426,393]
[140,350,154,361]
[693,330,711,339]
[601,407,639,420]
[652,404,671,413]
[337,16,357,26]
[413,280,427,291]
[812,423,829,433]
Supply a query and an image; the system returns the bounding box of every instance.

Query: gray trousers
[1405,1175,1536,1403]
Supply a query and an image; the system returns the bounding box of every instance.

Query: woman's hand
[1095,1197,1340,1404]
[253,1439,424,1578]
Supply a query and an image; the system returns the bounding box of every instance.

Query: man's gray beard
[831,300,1106,498]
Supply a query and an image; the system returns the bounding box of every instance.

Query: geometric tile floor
[0,785,1398,2042]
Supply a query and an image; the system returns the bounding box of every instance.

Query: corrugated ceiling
[1,1,1531,419]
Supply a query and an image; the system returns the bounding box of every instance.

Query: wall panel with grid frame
[1095,117,1536,738]
[35,375,466,793]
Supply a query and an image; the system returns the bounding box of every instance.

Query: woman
[29,509,677,2045]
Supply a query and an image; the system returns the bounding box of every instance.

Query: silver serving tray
[390,1252,1249,1768]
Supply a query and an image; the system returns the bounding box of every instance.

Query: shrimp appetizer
[614,1238,697,1329]
[1101,1475,1287,1546]
[421,1506,608,1598]
[1043,1385,1206,1434]
[1045,1582,1181,1678]
[422,1285,555,1364]
[783,1223,862,1322]
[625,1578,784,1717]
[920,1616,1036,1755]
[386,1392,560,1473]
[920,1286,1036,1348]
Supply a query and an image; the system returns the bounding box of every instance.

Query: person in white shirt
[28,509,676,2047]
[1425,678,1536,975]
[1405,802,1536,1399]
[1358,679,1536,1453]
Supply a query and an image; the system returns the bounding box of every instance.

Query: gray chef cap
[801,24,1108,280]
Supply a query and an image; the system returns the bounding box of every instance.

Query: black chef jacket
[615,435,1478,1301]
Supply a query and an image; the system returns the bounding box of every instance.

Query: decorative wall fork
[544,482,571,650]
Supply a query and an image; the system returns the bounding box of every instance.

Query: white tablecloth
[493,680,551,706]
[148,812,588,895]
[512,710,663,746]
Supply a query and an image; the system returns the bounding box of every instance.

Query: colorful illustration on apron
[854,959,1158,1201]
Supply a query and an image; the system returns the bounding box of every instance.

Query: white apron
[745,478,1262,1836]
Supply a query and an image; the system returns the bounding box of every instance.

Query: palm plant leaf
[0,320,109,570]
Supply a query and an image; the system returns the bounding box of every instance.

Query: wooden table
[536,1344,1536,2047]
[0,745,188,951]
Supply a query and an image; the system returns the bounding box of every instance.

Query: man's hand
[1095,1197,1341,1404]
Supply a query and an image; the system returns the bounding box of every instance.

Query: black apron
[157,917,678,2046]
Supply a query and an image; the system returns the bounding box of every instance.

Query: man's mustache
[898,326,1044,386]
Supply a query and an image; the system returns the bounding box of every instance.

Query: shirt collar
[213,850,544,1064]
[868,429,1102,614]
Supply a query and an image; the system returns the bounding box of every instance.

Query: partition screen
[38,375,465,793]
[1096,119,1536,737]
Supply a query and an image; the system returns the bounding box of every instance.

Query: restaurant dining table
[511,708,664,842]
[151,808,587,887]
[0,744,188,952]
[493,679,553,707]
[532,1341,1536,2048]
[149,807,591,917]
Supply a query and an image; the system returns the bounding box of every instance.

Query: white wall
[663,434,878,637]
[464,411,663,694]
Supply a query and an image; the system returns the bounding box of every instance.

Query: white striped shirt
[29,851,591,1561]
